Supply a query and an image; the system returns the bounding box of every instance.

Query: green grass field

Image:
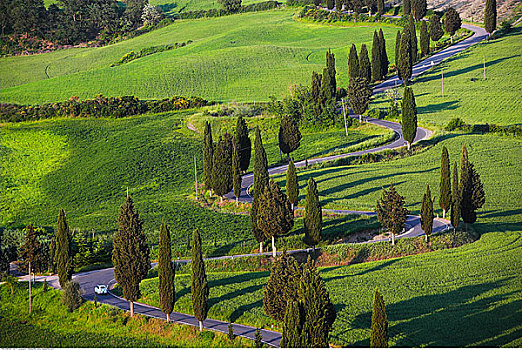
[0,9,402,105]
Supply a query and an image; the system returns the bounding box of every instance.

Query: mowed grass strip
[0,9,401,104]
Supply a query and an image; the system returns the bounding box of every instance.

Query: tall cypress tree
[112,195,151,317]
[56,209,72,288]
[398,30,412,83]
[158,222,175,322]
[235,115,251,173]
[403,0,411,16]
[281,299,303,348]
[191,228,208,331]
[376,183,409,245]
[484,0,496,38]
[311,71,322,105]
[279,114,302,159]
[408,15,418,63]
[377,0,384,15]
[326,50,337,98]
[401,86,417,150]
[439,146,451,218]
[370,289,388,347]
[212,133,233,202]
[444,7,462,43]
[319,67,333,107]
[304,177,322,250]
[359,44,371,82]
[420,184,434,242]
[232,137,242,205]
[371,30,382,82]
[429,14,444,49]
[257,179,294,258]
[413,0,427,20]
[203,121,214,195]
[450,161,461,230]
[252,127,269,253]
[286,159,299,211]
[459,146,485,229]
[420,20,430,57]
[348,44,360,83]
[395,30,401,73]
[378,29,389,79]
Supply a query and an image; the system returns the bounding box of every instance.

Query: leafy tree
[371,31,382,82]
[377,0,384,15]
[212,133,233,202]
[235,115,251,172]
[370,289,388,347]
[420,184,434,242]
[299,257,336,347]
[281,300,303,348]
[263,251,302,322]
[403,0,411,16]
[359,44,371,82]
[412,0,427,20]
[394,30,401,71]
[408,15,418,63]
[348,44,360,83]
[56,209,72,288]
[158,222,175,322]
[112,195,151,317]
[61,279,83,312]
[191,228,209,331]
[304,178,322,249]
[279,114,302,159]
[429,14,444,48]
[439,146,451,218]
[232,138,242,205]
[398,30,412,82]
[326,0,334,10]
[348,77,373,119]
[401,86,417,150]
[19,224,48,273]
[335,0,342,11]
[219,0,242,12]
[286,159,299,211]
[252,127,269,253]
[379,29,389,79]
[203,121,214,195]
[141,3,163,26]
[459,146,485,228]
[444,7,462,43]
[420,20,430,56]
[450,161,461,230]
[123,0,147,29]
[257,179,294,257]
[484,0,496,37]
[376,183,410,245]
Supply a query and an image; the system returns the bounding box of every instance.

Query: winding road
[19,20,488,348]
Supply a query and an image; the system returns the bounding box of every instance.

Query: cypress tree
[401,86,417,150]
[379,29,389,79]
[235,115,251,173]
[412,0,427,20]
[326,0,334,10]
[395,30,401,73]
[158,222,175,322]
[420,184,434,242]
[254,329,263,347]
[212,133,233,202]
[420,20,429,57]
[112,195,151,317]
[257,179,294,258]
[232,137,242,205]
[398,30,412,83]
[335,0,342,12]
[326,50,337,97]
[460,146,485,229]
[444,7,462,43]
[348,44,360,83]
[299,257,337,348]
[439,146,451,218]
[429,14,444,49]
[370,289,388,347]
[450,161,461,230]
[377,0,384,15]
[376,183,409,245]
[191,228,208,331]
[252,127,269,253]
[359,44,371,82]
[203,121,214,195]
[56,209,72,288]
[263,251,302,322]
[281,300,303,348]
[371,31,382,82]
[304,177,322,250]
[286,159,299,211]
[408,15,418,63]
[348,77,373,120]
[319,67,333,106]
[403,0,411,16]
[311,71,322,105]
[279,114,302,159]
[484,0,496,37]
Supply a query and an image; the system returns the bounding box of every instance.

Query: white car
[94,284,108,295]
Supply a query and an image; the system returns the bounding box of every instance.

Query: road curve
[21,21,487,349]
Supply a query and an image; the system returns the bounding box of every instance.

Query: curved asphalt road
[20,22,487,348]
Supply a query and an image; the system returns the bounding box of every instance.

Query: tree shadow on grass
[229,299,263,323]
[324,259,402,284]
[418,100,459,115]
[349,278,521,347]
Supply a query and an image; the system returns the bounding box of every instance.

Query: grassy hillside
[0,9,401,104]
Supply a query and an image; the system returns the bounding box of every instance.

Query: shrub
[445,117,468,131]
[61,280,83,312]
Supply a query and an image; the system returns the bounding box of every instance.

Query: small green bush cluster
[445,118,522,136]
[0,95,210,123]
[299,6,405,26]
[110,41,193,67]
[180,1,281,20]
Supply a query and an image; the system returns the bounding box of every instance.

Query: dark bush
[61,280,83,312]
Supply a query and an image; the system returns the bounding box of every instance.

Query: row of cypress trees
[348,29,389,84]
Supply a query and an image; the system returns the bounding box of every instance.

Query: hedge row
[299,6,406,26]
[445,117,522,137]
[179,1,281,20]
[110,41,193,67]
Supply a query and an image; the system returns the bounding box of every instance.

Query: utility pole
[341,98,349,136]
[441,67,444,97]
[194,155,198,200]
[126,186,129,198]
[28,261,32,314]
[483,56,486,80]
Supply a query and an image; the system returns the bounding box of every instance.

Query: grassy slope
[0,9,401,104]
